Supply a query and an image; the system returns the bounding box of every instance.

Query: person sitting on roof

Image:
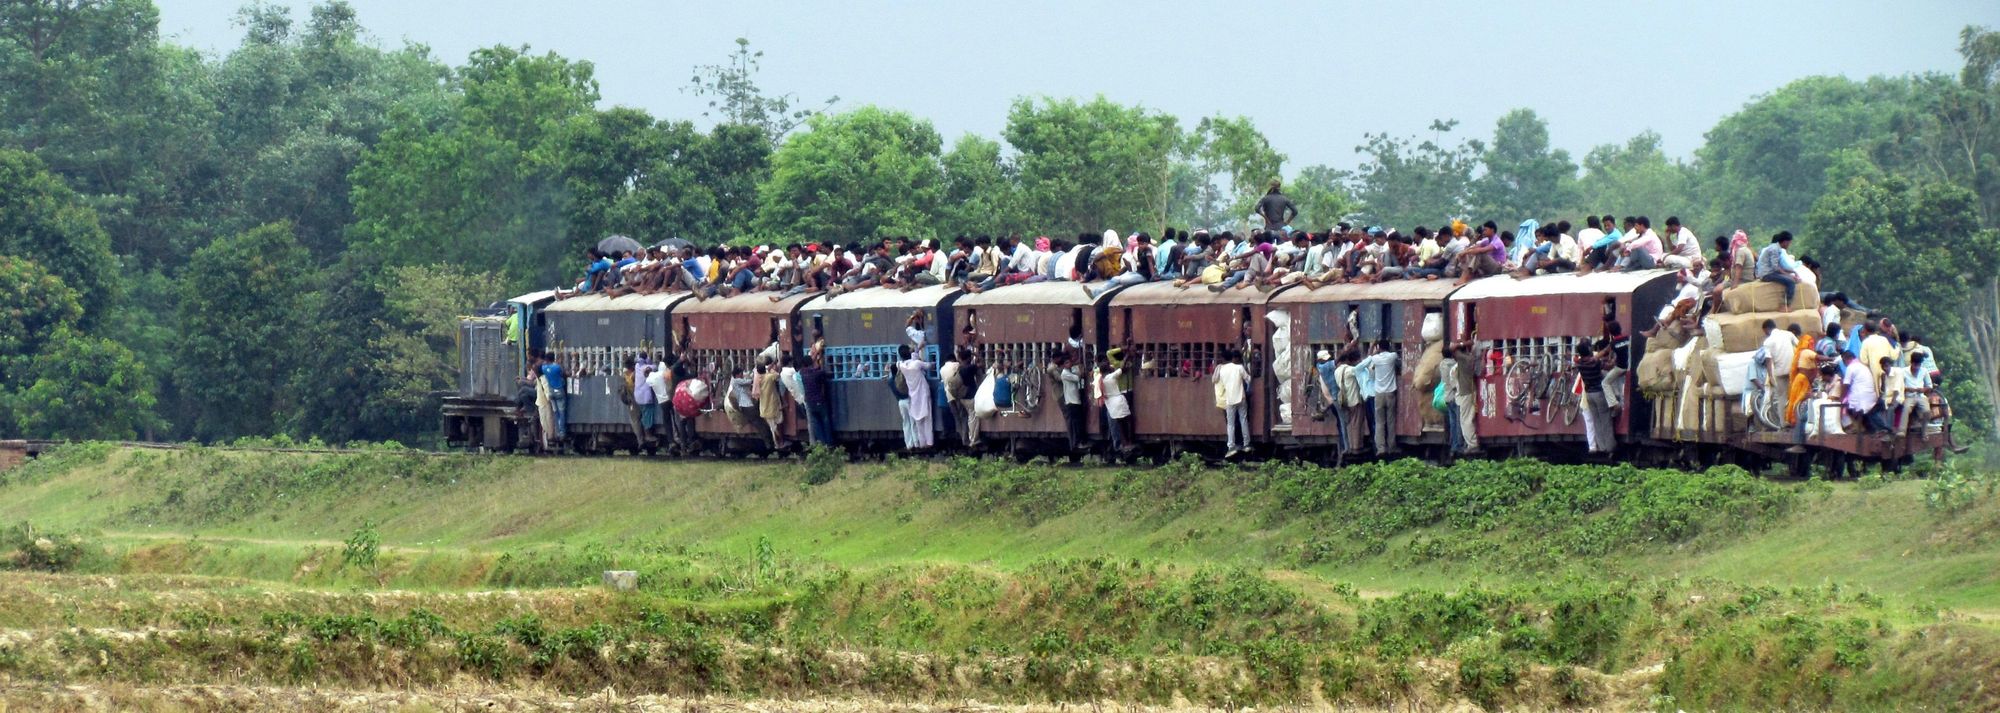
[961,235,1002,293]
[1754,231,1804,305]
[1216,232,1277,292]
[1453,221,1506,284]
[1088,233,1154,298]
[1577,215,1624,275]
[1171,232,1217,288]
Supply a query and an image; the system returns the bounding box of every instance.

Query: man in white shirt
[1662,217,1702,270]
[1212,349,1253,457]
[1361,341,1400,456]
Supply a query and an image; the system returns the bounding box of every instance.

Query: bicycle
[1504,347,1581,428]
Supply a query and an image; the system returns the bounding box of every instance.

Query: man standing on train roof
[1257,179,1298,234]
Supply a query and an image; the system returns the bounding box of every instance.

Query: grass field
[2,444,1998,710]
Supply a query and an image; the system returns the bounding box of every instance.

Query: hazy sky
[155,1,2000,172]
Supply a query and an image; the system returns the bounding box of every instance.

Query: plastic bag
[973,367,1000,419]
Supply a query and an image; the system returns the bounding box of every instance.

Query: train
[443,269,1953,476]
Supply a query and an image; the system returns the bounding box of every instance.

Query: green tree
[1170,115,1285,231]
[1348,119,1482,230]
[348,45,598,285]
[1570,132,1701,225]
[175,222,310,441]
[1698,75,1919,231]
[1472,108,1577,221]
[286,253,416,444]
[938,134,1021,237]
[367,264,507,417]
[3,326,156,440]
[0,0,218,261]
[563,108,769,245]
[684,37,839,149]
[1005,96,1178,234]
[0,256,81,362]
[1806,172,1999,435]
[754,106,945,242]
[1890,26,2000,223]
[0,149,116,326]
[1287,164,1362,231]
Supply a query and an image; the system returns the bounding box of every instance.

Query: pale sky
[156,0,2000,172]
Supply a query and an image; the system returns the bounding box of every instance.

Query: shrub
[800,444,844,486]
[0,522,104,572]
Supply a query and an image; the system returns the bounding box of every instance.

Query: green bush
[799,444,844,485]
[0,521,105,572]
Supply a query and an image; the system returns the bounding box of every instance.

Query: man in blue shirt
[1313,349,1346,450]
[538,352,568,440]
[1754,231,1804,304]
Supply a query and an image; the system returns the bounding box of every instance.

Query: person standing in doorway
[1054,352,1086,460]
[1362,341,1400,456]
[897,344,935,450]
[1213,348,1253,457]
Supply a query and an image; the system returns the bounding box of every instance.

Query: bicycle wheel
[1504,359,1537,402]
[1756,384,1787,431]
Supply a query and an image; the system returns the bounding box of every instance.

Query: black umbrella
[596,234,644,256]
[653,237,694,252]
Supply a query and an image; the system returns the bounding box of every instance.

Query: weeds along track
[2,570,1998,712]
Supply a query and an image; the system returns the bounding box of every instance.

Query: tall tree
[938,134,1021,238]
[1806,172,2000,436]
[366,264,507,422]
[3,326,155,440]
[1171,115,1285,231]
[1570,132,1701,225]
[1473,108,1577,222]
[1005,96,1178,235]
[754,106,945,242]
[175,222,310,441]
[683,37,838,149]
[1287,164,1362,231]
[0,256,80,368]
[1347,119,1482,230]
[1698,75,1919,231]
[348,45,598,286]
[0,148,115,327]
[1890,26,2000,223]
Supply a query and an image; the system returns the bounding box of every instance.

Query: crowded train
[444,185,1960,477]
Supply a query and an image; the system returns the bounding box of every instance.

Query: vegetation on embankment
[3,443,1997,608]
[3,444,2000,709]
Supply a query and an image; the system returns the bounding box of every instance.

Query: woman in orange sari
[1786,344,1819,426]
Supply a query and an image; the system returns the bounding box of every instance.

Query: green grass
[1,446,1996,613]
[6,445,2000,709]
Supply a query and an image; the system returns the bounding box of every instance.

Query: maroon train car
[1447,270,1676,447]
[1270,279,1459,452]
[1104,282,1290,454]
[670,291,820,452]
[951,282,1118,453]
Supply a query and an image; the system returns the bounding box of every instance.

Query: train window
[1121,308,1133,343]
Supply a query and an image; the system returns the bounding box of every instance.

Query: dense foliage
[0,1,1994,442]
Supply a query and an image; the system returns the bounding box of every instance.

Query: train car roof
[1107,281,1299,307]
[1447,269,1677,301]
[806,284,960,311]
[1269,279,1460,305]
[953,281,1117,307]
[507,290,559,307]
[542,292,689,313]
[672,290,821,315]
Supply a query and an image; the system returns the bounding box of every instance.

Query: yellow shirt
[1415,239,1442,263]
[1858,334,1900,386]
